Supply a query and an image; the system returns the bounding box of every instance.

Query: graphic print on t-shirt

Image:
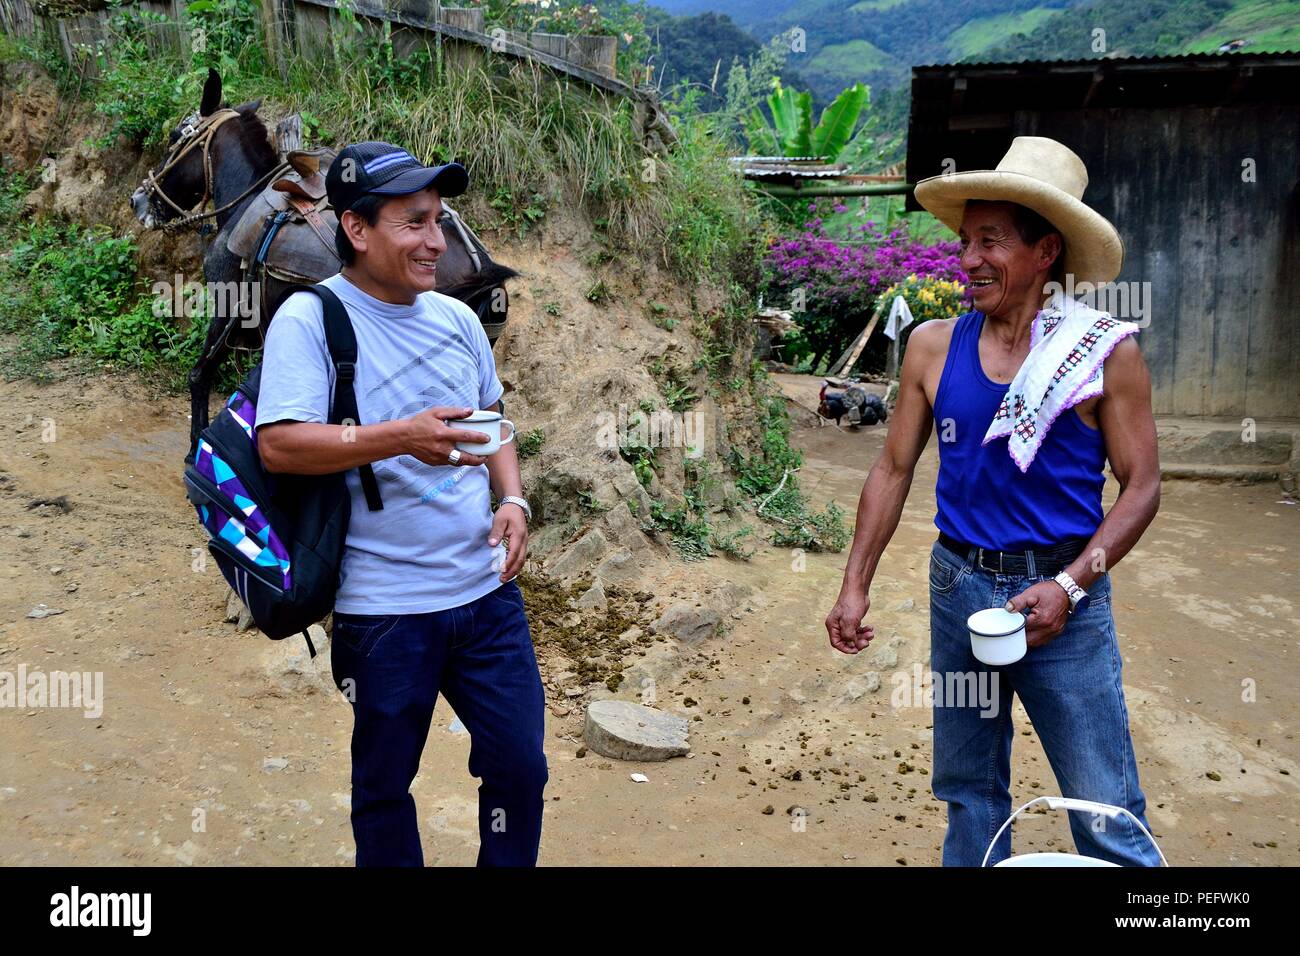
[255,272,506,613]
[365,335,483,505]
[366,330,480,418]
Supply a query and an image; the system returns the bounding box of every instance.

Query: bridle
[141,107,286,234]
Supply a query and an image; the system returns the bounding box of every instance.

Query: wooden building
[906,52,1300,419]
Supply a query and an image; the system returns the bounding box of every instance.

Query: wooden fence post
[0,0,39,40]
[438,6,483,31]
[439,6,484,72]
[292,0,332,65]
[566,34,615,78]
[258,0,288,79]
[528,31,565,60]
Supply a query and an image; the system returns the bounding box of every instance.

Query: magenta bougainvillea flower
[762,202,973,366]
[764,202,969,317]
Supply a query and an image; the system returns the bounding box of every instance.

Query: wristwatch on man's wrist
[1053,570,1087,614]
[498,495,531,522]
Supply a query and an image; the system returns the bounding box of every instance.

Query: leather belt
[937,531,1089,577]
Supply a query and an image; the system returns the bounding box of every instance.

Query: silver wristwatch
[1053,570,1086,613]
[498,495,531,522]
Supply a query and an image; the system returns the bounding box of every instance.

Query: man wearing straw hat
[826,137,1164,865]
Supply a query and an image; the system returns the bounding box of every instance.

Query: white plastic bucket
[982,796,1169,867]
[997,852,1117,867]
[967,607,1027,665]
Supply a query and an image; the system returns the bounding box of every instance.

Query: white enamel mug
[967,607,1027,665]
[450,409,516,456]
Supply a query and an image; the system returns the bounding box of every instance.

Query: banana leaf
[767,79,812,157]
[743,107,779,157]
[810,82,869,162]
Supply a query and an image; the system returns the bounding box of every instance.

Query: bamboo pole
[828,297,888,378]
[755,182,913,199]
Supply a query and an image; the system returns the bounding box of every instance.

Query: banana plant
[768,80,813,156]
[745,79,870,161]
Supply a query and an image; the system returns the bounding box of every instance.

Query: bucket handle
[980,795,1169,867]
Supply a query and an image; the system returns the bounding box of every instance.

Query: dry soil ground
[1,369,1296,866]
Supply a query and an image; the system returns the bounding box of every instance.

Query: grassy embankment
[0,1,846,551]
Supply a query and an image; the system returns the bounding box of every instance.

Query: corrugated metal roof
[917,49,1300,70]
[731,156,827,163]
[738,167,848,180]
[728,157,849,180]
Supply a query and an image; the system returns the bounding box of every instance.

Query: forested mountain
[640,8,809,109]
[638,0,1300,103]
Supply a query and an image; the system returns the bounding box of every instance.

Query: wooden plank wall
[0,0,184,76]
[528,31,565,60]
[566,34,615,78]
[1,0,623,80]
[292,1,333,62]
[1020,106,1300,419]
[0,0,37,38]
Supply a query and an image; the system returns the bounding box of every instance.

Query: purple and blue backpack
[183,284,383,655]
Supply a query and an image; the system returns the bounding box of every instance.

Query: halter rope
[140,108,287,234]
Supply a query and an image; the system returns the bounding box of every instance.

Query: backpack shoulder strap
[279,283,383,512]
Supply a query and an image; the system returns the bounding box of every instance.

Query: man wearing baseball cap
[255,142,546,866]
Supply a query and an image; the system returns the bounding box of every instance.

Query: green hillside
[727,0,1080,100]
[1180,0,1300,52]
[806,38,899,77]
[979,0,1300,61]
[847,0,911,11]
[642,0,1299,101]
[945,6,1061,60]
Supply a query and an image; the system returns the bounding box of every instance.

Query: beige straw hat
[913,136,1124,286]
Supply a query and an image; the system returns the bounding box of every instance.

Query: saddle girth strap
[285,196,340,260]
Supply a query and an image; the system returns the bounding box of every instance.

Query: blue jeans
[928,539,1161,866]
[330,579,548,867]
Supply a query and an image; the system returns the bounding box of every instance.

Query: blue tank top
[933,311,1106,550]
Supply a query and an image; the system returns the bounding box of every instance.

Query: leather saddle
[224,143,508,347]
[226,146,341,285]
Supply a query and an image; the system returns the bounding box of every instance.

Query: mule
[130,69,518,459]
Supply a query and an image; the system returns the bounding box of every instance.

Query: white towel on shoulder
[982,291,1140,473]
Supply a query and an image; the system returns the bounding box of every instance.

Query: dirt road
[1,369,1296,865]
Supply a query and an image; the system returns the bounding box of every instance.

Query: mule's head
[130,68,262,229]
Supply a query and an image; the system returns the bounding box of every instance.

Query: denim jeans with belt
[928,538,1162,866]
[330,579,548,867]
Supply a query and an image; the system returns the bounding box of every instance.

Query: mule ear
[234,98,262,116]
[199,68,222,117]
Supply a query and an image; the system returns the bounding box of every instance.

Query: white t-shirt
[256,272,506,614]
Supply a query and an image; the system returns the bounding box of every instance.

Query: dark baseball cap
[326,141,468,214]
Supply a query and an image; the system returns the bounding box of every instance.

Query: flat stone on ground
[651,601,721,644]
[584,700,690,761]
